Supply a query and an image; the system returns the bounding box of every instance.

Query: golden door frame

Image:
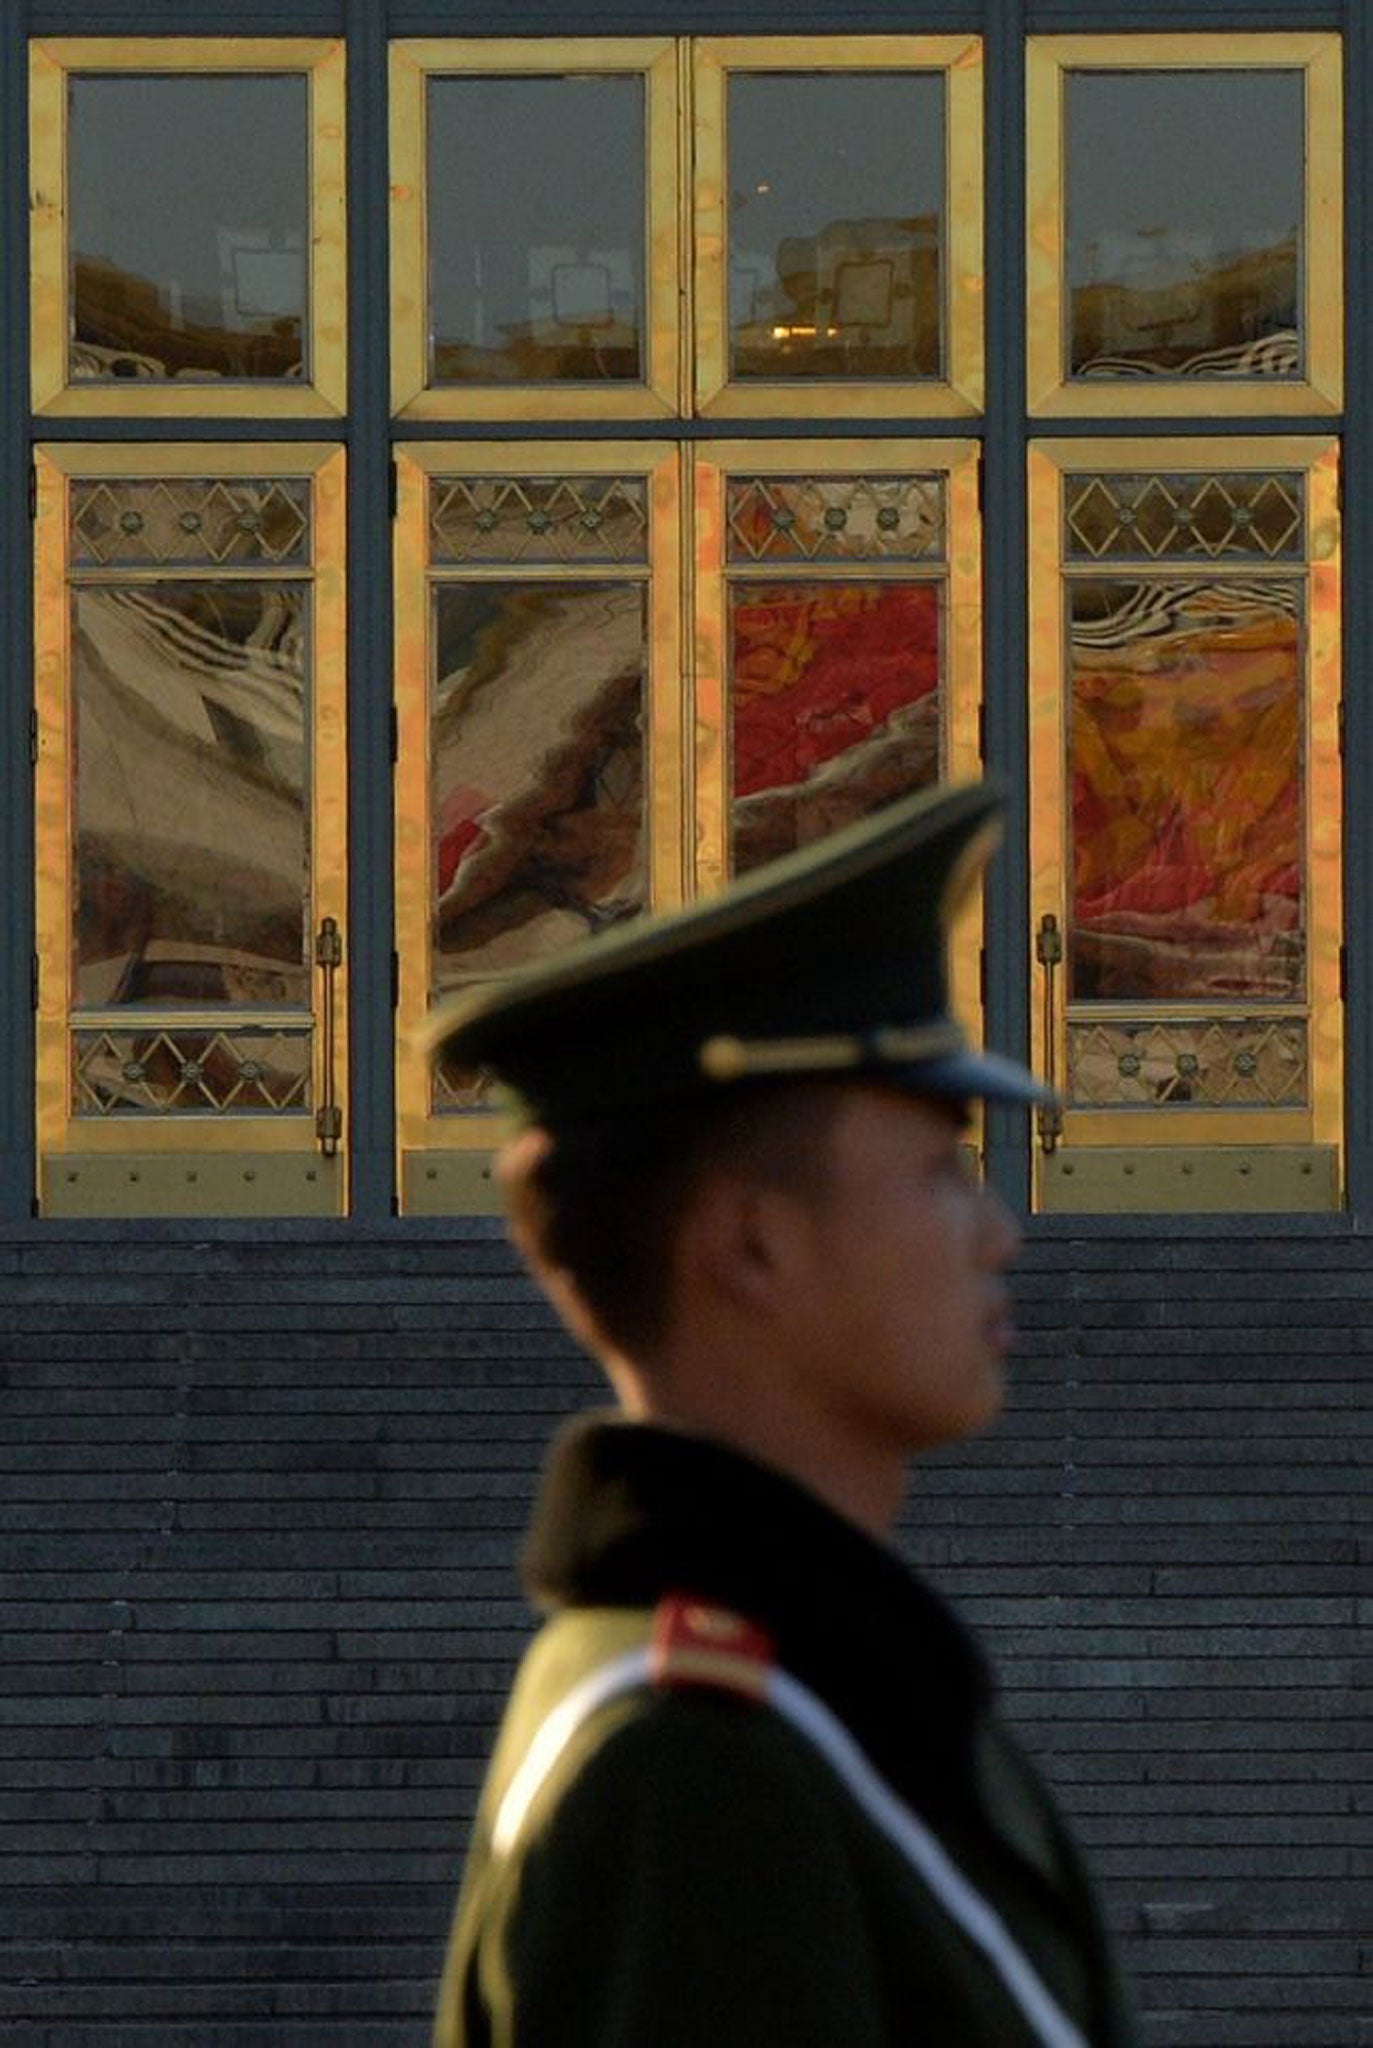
[1027,436,1343,1213]
[1026,33,1343,419]
[389,39,681,422]
[34,443,349,1216]
[30,38,347,420]
[393,442,684,1213]
[693,36,984,420]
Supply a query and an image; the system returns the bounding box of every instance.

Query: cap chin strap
[699,1019,968,1083]
[492,1643,1088,2048]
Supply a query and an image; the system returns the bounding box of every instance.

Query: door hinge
[1340,943,1348,1001]
[31,954,39,1010]
[28,462,37,521]
[29,708,38,766]
[391,949,400,1010]
[389,703,399,763]
[388,458,399,519]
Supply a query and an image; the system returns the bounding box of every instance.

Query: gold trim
[1039,1144,1339,1215]
[390,38,679,421]
[36,441,344,481]
[393,442,680,1197]
[402,1148,504,1217]
[694,36,983,420]
[31,39,346,419]
[943,445,983,1041]
[1028,435,1343,1208]
[700,1021,965,1082]
[34,442,348,1213]
[1027,34,1342,418]
[42,1152,343,1219]
[691,449,728,898]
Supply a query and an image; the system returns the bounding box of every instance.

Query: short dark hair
[501,1081,846,1358]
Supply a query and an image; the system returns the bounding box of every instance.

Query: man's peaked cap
[427,779,1048,1127]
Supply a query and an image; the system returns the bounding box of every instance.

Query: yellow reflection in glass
[1069,578,1303,1003]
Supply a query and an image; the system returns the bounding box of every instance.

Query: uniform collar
[522,1415,993,1789]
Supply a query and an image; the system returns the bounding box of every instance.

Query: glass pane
[73,1026,311,1115]
[431,582,647,1107]
[73,583,310,1007]
[427,77,645,386]
[726,474,944,563]
[71,477,311,568]
[1067,1016,1306,1109]
[429,474,649,566]
[730,580,942,874]
[728,73,944,381]
[1068,577,1304,1003]
[1066,70,1303,382]
[1064,472,1303,562]
[68,75,308,383]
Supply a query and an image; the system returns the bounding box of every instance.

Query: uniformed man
[429,781,1137,2048]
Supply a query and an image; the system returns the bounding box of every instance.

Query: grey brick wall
[0,1221,1368,2045]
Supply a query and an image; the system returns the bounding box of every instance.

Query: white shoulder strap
[491,1646,1089,2048]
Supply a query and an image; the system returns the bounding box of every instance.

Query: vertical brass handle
[315,916,343,1158]
[1034,913,1063,1155]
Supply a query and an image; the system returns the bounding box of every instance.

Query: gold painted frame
[34,443,349,1214]
[390,40,680,421]
[31,40,346,420]
[692,438,984,1034]
[394,442,683,1203]
[1027,436,1343,1207]
[1027,34,1342,418]
[693,37,984,420]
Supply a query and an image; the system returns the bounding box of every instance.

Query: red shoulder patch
[649,1595,776,1702]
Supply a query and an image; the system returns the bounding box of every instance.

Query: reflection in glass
[1066,70,1303,381]
[730,581,942,874]
[1069,578,1304,1003]
[1067,1016,1306,1110]
[73,1026,311,1115]
[69,75,308,383]
[73,584,310,1007]
[427,77,644,385]
[72,477,311,568]
[726,474,944,564]
[429,475,649,566]
[728,73,944,380]
[430,582,646,1106]
[1064,471,1303,562]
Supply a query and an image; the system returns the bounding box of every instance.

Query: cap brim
[885,1048,1056,1108]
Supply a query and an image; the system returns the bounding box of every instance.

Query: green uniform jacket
[435,1419,1137,2048]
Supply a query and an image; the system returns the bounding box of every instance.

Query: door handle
[1034,913,1063,1155]
[315,916,343,1158]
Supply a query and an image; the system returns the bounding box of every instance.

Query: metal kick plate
[402,1150,502,1216]
[41,1152,343,1218]
[1039,1144,1340,1214]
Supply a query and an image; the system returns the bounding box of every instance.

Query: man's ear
[683,1172,816,1318]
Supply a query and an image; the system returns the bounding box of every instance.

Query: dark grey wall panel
[1,1223,1369,2045]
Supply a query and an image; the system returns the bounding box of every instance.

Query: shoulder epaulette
[648,1594,776,1702]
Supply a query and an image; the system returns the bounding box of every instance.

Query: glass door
[34,444,348,1215]
[1028,437,1342,1211]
